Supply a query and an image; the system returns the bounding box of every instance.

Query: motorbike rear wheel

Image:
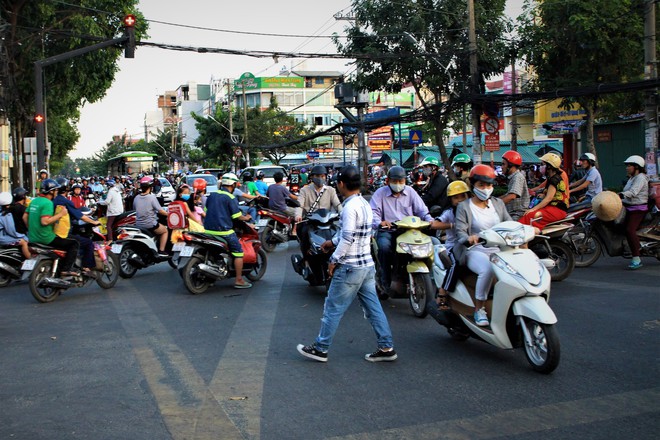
[547,241,575,282]
[0,272,11,288]
[29,259,63,303]
[96,253,119,289]
[522,320,560,374]
[118,246,138,279]
[408,273,433,318]
[259,225,278,253]
[182,256,211,294]
[246,249,268,282]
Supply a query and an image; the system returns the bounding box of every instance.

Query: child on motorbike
[455,165,513,327]
[429,181,471,310]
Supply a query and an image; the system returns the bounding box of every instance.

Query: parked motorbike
[291,208,340,287]
[430,221,560,374]
[258,198,300,252]
[23,218,119,303]
[373,216,436,318]
[177,221,267,294]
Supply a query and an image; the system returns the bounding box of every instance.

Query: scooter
[0,244,26,288]
[112,217,176,278]
[430,221,560,374]
[22,219,119,303]
[373,216,436,318]
[528,220,576,282]
[291,208,340,287]
[258,198,300,252]
[579,207,660,264]
[177,221,267,294]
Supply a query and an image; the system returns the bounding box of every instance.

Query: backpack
[167,201,188,229]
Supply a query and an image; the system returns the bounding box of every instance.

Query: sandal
[436,294,451,311]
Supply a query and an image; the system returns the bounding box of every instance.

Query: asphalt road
[1,243,658,440]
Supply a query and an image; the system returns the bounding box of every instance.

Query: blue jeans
[239,205,258,223]
[315,265,393,352]
[375,230,396,288]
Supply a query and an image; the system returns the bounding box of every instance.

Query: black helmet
[387,166,406,180]
[336,165,361,186]
[256,171,265,179]
[242,172,252,182]
[11,187,27,202]
[40,178,60,194]
[310,165,327,176]
[55,177,69,192]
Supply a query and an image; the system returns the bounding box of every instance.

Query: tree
[334,0,510,171]
[518,0,646,158]
[192,108,235,169]
[1,0,147,184]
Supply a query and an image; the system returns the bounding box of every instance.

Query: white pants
[466,249,494,301]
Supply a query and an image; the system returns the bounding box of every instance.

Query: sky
[70,0,525,159]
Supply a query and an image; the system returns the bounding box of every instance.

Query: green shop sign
[235,72,304,90]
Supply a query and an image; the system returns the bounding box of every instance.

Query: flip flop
[234,281,253,289]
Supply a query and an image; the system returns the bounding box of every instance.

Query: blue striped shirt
[330,194,374,267]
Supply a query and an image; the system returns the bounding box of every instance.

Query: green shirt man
[26,196,66,244]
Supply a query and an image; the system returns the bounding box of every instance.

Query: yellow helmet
[540,152,562,170]
[447,180,470,197]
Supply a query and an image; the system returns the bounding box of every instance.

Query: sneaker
[474,307,489,327]
[297,344,328,362]
[365,349,398,362]
[628,260,643,270]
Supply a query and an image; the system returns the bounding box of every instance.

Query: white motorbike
[430,221,560,374]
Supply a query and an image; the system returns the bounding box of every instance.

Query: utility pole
[468,0,482,163]
[241,82,250,168]
[644,0,658,178]
[510,48,518,152]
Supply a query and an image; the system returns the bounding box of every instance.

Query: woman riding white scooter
[455,164,512,327]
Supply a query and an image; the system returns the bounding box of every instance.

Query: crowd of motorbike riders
[0,151,657,323]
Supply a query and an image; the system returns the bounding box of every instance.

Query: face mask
[181,194,190,201]
[473,187,493,201]
[422,167,432,176]
[453,166,461,175]
[389,183,405,193]
[312,177,325,187]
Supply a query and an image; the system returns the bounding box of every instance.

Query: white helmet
[220,172,240,186]
[0,191,13,206]
[623,155,645,168]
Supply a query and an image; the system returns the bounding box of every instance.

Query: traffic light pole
[34,36,129,171]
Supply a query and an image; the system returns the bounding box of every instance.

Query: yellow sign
[535,99,586,124]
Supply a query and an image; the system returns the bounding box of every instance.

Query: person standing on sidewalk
[297,165,397,363]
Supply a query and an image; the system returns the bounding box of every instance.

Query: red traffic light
[124,14,136,27]
[34,114,45,123]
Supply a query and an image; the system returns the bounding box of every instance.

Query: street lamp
[152,140,171,170]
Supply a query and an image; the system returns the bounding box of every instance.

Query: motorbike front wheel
[246,249,268,282]
[118,246,138,279]
[408,272,434,318]
[259,225,278,253]
[522,320,560,374]
[569,226,602,267]
[96,253,119,289]
[182,256,211,294]
[0,272,12,288]
[547,241,575,282]
[29,259,62,303]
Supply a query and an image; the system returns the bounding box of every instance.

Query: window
[315,77,325,85]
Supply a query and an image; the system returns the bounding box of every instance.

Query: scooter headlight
[399,242,433,258]
[495,226,528,246]
[490,253,519,276]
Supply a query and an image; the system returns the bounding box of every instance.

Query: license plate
[180,246,195,257]
[21,259,36,271]
[111,244,123,254]
[172,242,185,251]
[257,219,269,227]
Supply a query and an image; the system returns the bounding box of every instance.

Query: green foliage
[2,0,148,164]
[248,107,312,165]
[334,0,510,167]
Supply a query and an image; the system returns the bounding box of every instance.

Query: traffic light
[123,15,136,58]
[34,114,45,123]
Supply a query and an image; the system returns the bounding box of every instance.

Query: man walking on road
[297,165,397,363]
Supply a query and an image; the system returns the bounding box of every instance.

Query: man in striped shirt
[297,165,397,363]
